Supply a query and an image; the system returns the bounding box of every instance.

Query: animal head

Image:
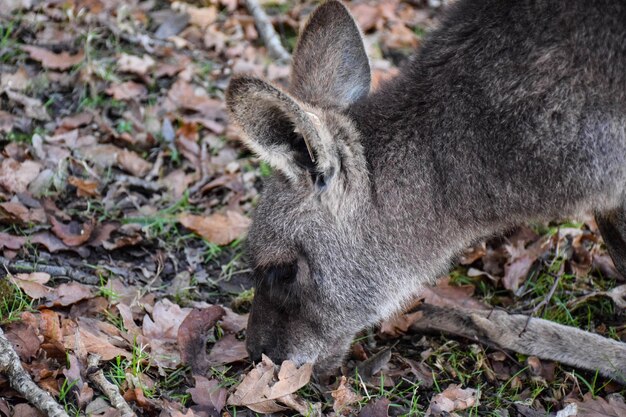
[226,0,394,372]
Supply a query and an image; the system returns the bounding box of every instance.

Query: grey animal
[225,0,626,380]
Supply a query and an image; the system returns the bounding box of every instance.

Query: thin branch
[244,0,291,62]
[0,256,98,285]
[87,354,136,417]
[411,304,626,384]
[0,327,69,417]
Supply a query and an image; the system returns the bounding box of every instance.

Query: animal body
[225,0,626,379]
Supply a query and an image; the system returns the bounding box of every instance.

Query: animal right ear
[290,0,371,108]
[226,75,334,184]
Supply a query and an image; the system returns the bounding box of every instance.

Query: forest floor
[0,0,624,416]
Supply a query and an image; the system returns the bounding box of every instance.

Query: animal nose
[247,339,284,364]
[247,342,264,363]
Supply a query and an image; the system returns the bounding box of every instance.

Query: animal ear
[290,0,371,108]
[226,76,337,185]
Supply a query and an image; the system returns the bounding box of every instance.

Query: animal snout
[246,337,284,364]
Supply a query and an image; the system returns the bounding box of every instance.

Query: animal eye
[261,262,298,287]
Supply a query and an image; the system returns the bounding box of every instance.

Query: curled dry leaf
[382,23,419,51]
[167,79,224,120]
[105,81,148,101]
[0,158,42,193]
[1,67,29,91]
[59,112,93,130]
[177,306,225,374]
[118,53,156,75]
[117,148,152,177]
[359,398,390,417]
[64,319,131,361]
[425,384,480,417]
[0,110,17,133]
[50,217,95,247]
[143,299,192,340]
[332,376,362,414]
[46,282,94,307]
[15,272,51,284]
[179,211,250,246]
[350,3,381,32]
[10,274,53,299]
[567,393,626,417]
[503,255,534,292]
[228,355,315,414]
[187,375,227,415]
[0,201,46,225]
[0,231,26,250]
[5,322,41,361]
[22,45,84,70]
[420,277,489,310]
[31,231,90,257]
[68,176,99,197]
[187,6,218,29]
[207,333,248,364]
[4,90,49,121]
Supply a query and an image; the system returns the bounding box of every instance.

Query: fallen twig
[0,256,98,285]
[0,326,69,417]
[244,0,291,62]
[567,284,626,310]
[115,174,164,192]
[87,354,137,417]
[411,304,626,384]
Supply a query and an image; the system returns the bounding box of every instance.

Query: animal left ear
[290,0,371,108]
[226,75,341,188]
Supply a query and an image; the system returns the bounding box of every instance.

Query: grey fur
[226,0,626,378]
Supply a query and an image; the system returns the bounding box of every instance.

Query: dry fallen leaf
[179,211,250,245]
[118,53,156,75]
[143,299,192,340]
[22,45,84,70]
[167,79,225,120]
[0,201,46,225]
[177,306,225,374]
[207,333,248,364]
[503,255,534,292]
[68,176,99,197]
[10,275,52,299]
[0,110,17,133]
[1,67,29,91]
[425,384,479,416]
[187,375,227,415]
[5,322,41,361]
[46,282,94,307]
[117,148,152,177]
[64,320,131,361]
[350,3,381,32]
[568,393,626,417]
[186,6,218,29]
[0,159,42,193]
[359,398,390,417]
[332,376,362,414]
[50,217,95,247]
[228,355,315,414]
[106,81,148,101]
[5,88,49,121]
[420,277,489,310]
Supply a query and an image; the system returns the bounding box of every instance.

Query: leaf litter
[0,0,623,416]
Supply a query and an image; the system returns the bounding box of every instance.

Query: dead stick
[411,304,626,384]
[0,326,69,417]
[244,0,291,62]
[0,256,98,285]
[87,354,136,417]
